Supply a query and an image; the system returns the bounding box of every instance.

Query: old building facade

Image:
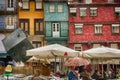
[18,0,45,48]
[44,0,69,46]
[0,0,18,33]
[68,0,120,51]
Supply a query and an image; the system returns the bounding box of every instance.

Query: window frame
[93,44,100,48]
[34,19,44,35]
[5,16,16,30]
[115,7,120,18]
[70,8,77,17]
[35,0,42,10]
[90,7,97,17]
[75,24,83,34]
[111,24,120,34]
[80,8,87,17]
[22,0,29,10]
[110,43,118,49]
[50,4,55,13]
[32,41,42,48]
[19,19,30,35]
[94,24,103,35]
[74,44,82,51]
[58,4,63,13]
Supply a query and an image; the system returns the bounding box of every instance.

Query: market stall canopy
[81,46,120,59]
[26,56,50,64]
[2,28,26,51]
[26,44,79,58]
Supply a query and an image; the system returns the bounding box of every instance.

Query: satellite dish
[18,2,22,7]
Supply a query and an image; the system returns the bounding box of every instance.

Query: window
[80,8,87,17]
[70,8,76,17]
[34,19,43,35]
[35,0,42,10]
[8,0,14,8]
[7,0,14,11]
[112,24,120,34]
[93,44,100,48]
[74,44,82,51]
[50,4,55,12]
[52,23,60,37]
[90,8,97,17]
[19,19,29,35]
[108,0,114,3]
[22,0,29,10]
[94,24,102,34]
[115,7,120,18]
[85,0,92,4]
[58,5,63,12]
[5,16,16,29]
[32,41,42,48]
[110,43,118,49]
[75,24,83,34]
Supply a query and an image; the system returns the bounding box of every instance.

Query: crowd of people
[67,66,120,80]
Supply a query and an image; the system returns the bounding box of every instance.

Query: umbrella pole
[54,56,57,73]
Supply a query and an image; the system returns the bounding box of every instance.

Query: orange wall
[19,1,44,35]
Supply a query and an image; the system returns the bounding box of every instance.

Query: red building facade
[68,0,120,51]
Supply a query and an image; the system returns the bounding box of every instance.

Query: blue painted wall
[0,0,5,11]
[44,2,68,21]
[44,1,69,45]
[0,16,4,30]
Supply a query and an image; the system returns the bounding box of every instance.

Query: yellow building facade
[18,0,45,47]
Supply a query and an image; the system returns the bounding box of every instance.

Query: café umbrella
[26,44,79,58]
[64,57,89,67]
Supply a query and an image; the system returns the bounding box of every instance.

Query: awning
[0,53,9,56]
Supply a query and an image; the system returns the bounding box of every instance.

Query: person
[68,66,78,80]
[81,69,91,80]
[91,70,101,80]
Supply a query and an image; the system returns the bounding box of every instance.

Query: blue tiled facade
[0,16,4,30]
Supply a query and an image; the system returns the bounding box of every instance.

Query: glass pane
[40,23,43,31]
[25,23,28,31]
[50,5,54,12]
[58,5,63,12]
[36,22,39,31]
[36,2,42,9]
[21,23,24,30]
[23,1,29,9]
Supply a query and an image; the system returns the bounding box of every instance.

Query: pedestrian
[91,70,101,80]
[68,66,78,80]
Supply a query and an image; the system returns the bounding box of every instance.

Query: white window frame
[50,4,55,12]
[93,44,100,48]
[94,24,102,34]
[22,1,29,9]
[7,0,14,11]
[75,24,83,34]
[74,44,82,51]
[110,43,118,49]
[58,5,63,13]
[85,0,92,4]
[108,0,114,3]
[90,7,97,16]
[35,0,42,10]
[112,24,120,34]
[5,16,16,29]
[115,7,120,17]
[70,8,76,17]
[80,8,87,17]
[52,23,60,37]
